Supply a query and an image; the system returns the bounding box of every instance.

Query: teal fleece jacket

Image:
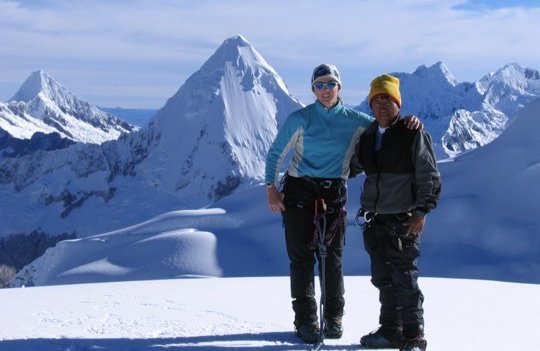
[265,100,373,186]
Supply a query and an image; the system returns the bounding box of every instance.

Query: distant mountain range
[356,62,540,157]
[0,35,302,239]
[3,50,540,161]
[1,35,540,286]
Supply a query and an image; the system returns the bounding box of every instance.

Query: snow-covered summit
[412,61,458,86]
[203,35,287,88]
[147,34,302,200]
[478,63,540,115]
[11,70,70,103]
[2,70,136,144]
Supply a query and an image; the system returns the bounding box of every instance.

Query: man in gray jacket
[352,74,441,351]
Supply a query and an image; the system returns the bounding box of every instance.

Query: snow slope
[10,209,228,287]
[421,97,540,282]
[0,277,538,351]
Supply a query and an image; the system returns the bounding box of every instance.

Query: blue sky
[1,0,540,108]
[454,0,540,10]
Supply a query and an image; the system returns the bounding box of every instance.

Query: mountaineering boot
[400,334,427,351]
[324,317,343,339]
[294,321,320,344]
[360,326,404,348]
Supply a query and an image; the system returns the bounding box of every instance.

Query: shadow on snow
[0,332,367,351]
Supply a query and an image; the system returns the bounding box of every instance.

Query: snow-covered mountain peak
[357,61,470,123]
[411,61,458,86]
[9,70,69,105]
[208,35,260,63]
[479,63,540,91]
[477,63,540,116]
[143,35,303,201]
[9,70,47,102]
[200,35,287,93]
[3,70,136,144]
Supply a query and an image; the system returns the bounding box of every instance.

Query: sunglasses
[313,81,338,90]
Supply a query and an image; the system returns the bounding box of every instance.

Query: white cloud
[1,0,540,107]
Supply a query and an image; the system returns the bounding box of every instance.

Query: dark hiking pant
[363,214,424,338]
[282,175,347,326]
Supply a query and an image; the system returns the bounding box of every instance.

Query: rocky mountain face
[0,129,75,158]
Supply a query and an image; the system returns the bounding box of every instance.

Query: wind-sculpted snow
[9,209,235,287]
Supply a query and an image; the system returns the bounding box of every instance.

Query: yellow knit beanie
[368,74,402,108]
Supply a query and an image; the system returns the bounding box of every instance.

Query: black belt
[299,176,345,190]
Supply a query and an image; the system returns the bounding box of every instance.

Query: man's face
[313,79,340,108]
[371,93,400,127]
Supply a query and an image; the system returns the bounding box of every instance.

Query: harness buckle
[364,211,375,223]
[355,208,376,226]
[321,180,333,189]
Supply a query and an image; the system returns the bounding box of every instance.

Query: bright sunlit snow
[0,277,539,351]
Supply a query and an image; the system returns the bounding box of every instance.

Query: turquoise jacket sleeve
[265,111,304,185]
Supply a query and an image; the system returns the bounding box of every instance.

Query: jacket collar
[367,113,402,134]
[314,99,345,115]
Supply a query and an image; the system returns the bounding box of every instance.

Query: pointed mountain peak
[202,35,275,76]
[150,35,301,201]
[10,70,52,102]
[9,70,73,103]
[5,70,136,143]
[222,34,250,47]
[212,35,253,59]
[491,63,525,77]
[412,61,458,85]
[494,63,540,80]
[478,63,540,92]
